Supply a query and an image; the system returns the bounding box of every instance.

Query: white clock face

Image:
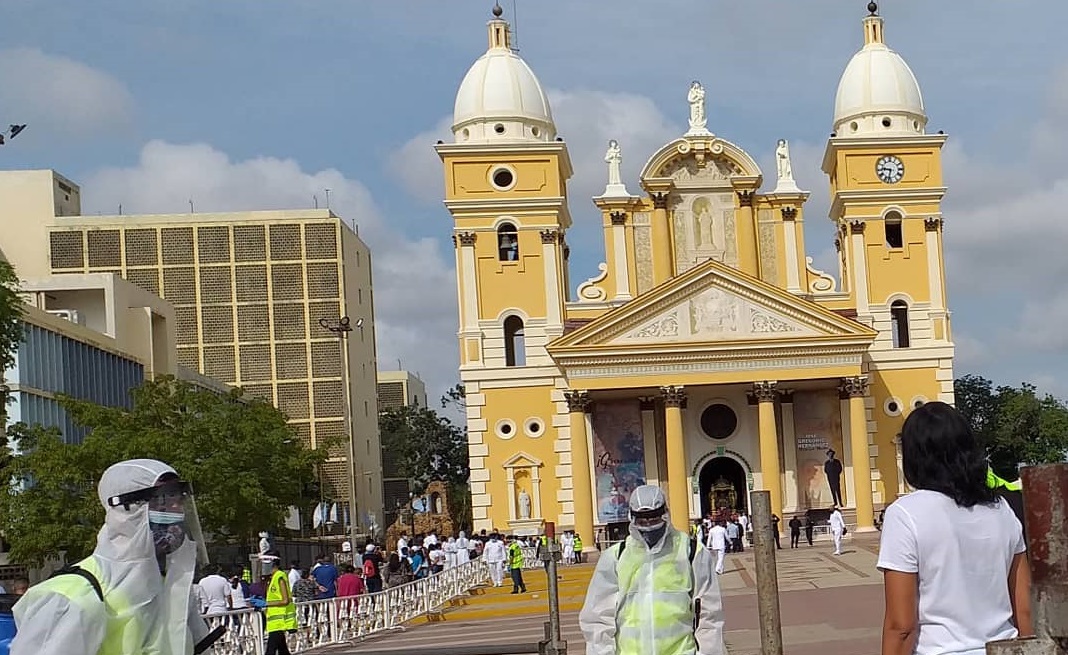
[876,156,905,184]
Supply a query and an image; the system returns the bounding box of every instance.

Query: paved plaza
[338,532,884,654]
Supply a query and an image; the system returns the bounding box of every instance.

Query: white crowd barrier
[202,556,489,654]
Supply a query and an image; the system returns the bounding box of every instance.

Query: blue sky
[3,1,1067,401]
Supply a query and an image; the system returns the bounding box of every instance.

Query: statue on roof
[605,140,623,187]
[776,139,794,182]
[687,81,708,134]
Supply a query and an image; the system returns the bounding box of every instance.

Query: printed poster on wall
[792,389,845,509]
[591,400,647,523]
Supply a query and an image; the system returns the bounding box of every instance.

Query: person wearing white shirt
[197,567,232,616]
[829,506,846,555]
[708,521,728,575]
[397,535,408,554]
[483,533,507,587]
[424,531,438,548]
[228,575,248,609]
[878,401,1032,655]
[288,561,302,591]
[737,513,750,548]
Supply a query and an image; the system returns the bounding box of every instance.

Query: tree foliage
[0,376,327,566]
[0,259,22,375]
[954,374,1068,477]
[379,404,469,494]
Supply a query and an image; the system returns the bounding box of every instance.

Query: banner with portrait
[591,400,647,524]
[792,389,845,509]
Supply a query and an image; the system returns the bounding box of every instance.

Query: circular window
[912,120,920,131]
[491,167,515,190]
[462,128,470,141]
[531,126,540,137]
[850,121,859,133]
[910,396,928,410]
[493,123,506,135]
[881,117,892,128]
[495,419,517,440]
[524,417,544,438]
[700,404,738,440]
[884,397,903,417]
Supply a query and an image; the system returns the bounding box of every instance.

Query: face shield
[629,485,669,547]
[106,477,209,565]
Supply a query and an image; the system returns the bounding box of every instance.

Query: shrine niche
[502,451,545,536]
[385,480,455,553]
[709,476,738,512]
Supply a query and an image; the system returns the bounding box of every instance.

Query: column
[735,191,758,277]
[540,229,563,332]
[455,232,480,363]
[610,212,632,300]
[781,207,802,293]
[840,376,875,529]
[779,390,799,512]
[639,397,659,486]
[650,192,674,286]
[564,390,595,552]
[751,381,783,521]
[660,385,689,531]
[849,220,869,310]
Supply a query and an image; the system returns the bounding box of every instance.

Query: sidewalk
[339,532,885,654]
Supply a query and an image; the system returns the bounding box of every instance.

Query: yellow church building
[436,3,954,547]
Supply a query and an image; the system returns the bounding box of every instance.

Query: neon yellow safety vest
[987,468,1023,491]
[265,569,298,633]
[574,535,583,551]
[507,543,524,569]
[615,534,697,655]
[36,556,147,654]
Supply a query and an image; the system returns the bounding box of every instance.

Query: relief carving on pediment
[660,155,740,186]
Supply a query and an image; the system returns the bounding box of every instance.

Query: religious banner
[792,389,845,509]
[591,400,647,523]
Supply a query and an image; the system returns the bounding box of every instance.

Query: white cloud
[83,140,460,399]
[0,48,133,136]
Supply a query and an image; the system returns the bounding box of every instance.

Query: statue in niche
[692,198,716,249]
[605,140,623,187]
[776,139,794,182]
[687,81,707,133]
[518,488,532,519]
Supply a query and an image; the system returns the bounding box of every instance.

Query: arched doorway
[699,457,747,517]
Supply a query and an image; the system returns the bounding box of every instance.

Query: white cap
[629,485,667,514]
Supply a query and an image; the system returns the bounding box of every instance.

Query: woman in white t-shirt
[878,401,1032,655]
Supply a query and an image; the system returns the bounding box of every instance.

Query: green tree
[379,404,468,491]
[954,375,1068,478]
[0,259,23,375]
[0,376,328,566]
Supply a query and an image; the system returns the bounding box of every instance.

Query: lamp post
[318,315,361,554]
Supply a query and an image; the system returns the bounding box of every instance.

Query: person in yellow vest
[573,533,584,564]
[505,535,527,594]
[12,458,213,655]
[253,552,297,655]
[579,485,726,655]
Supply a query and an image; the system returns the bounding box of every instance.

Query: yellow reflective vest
[614,534,698,655]
[32,556,144,654]
[507,542,525,569]
[265,570,298,633]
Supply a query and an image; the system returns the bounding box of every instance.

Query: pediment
[502,452,543,469]
[550,259,875,352]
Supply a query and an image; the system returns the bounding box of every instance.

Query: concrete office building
[0,170,384,531]
[376,370,428,526]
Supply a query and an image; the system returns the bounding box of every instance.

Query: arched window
[504,315,526,367]
[498,223,519,261]
[890,300,910,348]
[884,211,904,249]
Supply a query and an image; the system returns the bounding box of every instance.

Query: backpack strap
[615,539,626,559]
[48,565,104,602]
[689,536,697,563]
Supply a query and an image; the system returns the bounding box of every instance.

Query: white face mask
[149,510,185,525]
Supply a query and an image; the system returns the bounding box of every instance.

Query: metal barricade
[203,556,490,654]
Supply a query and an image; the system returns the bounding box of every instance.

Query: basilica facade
[437,4,954,546]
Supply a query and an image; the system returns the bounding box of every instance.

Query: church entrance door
[698,457,747,518]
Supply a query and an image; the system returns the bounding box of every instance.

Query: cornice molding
[829,187,948,221]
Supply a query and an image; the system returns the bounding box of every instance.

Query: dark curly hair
[900,401,996,508]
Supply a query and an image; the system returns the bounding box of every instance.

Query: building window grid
[47,223,357,473]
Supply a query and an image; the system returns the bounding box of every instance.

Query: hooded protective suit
[12,459,210,655]
[456,531,470,564]
[579,485,725,655]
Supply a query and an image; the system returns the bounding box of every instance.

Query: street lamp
[318,315,362,555]
[0,124,27,146]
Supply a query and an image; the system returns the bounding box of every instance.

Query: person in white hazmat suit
[12,458,213,655]
[579,485,725,655]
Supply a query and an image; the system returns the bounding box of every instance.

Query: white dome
[452,16,555,144]
[833,15,926,137]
